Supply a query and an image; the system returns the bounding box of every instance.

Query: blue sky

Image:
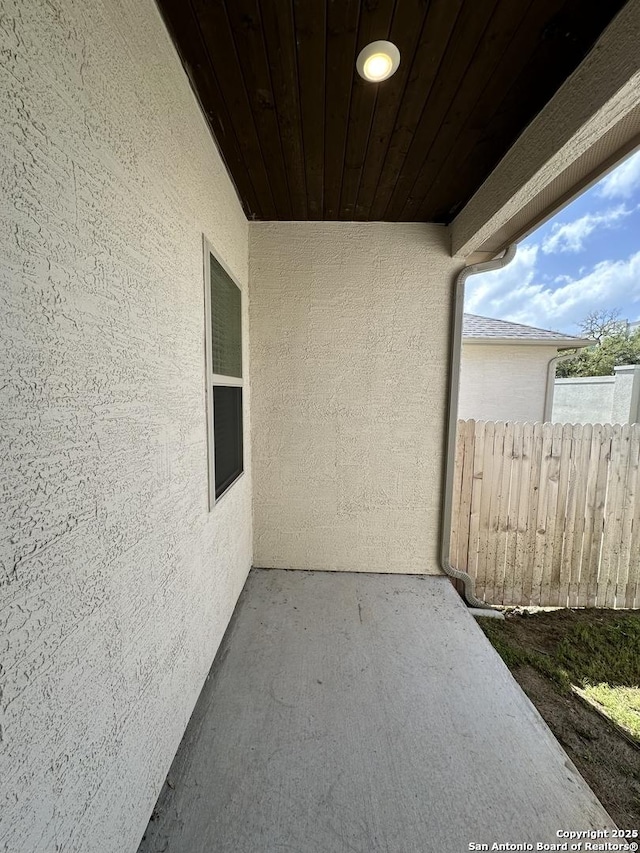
[465,149,640,335]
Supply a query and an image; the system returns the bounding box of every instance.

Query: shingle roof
[463,313,591,346]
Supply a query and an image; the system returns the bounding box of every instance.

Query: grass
[478,613,640,740]
[578,684,640,740]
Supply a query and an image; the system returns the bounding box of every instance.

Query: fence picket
[588,425,612,607]
[531,424,553,606]
[625,432,640,609]
[467,420,486,597]
[541,423,563,606]
[485,422,505,604]
[476,421,496,601]
[449,420,640,610]
[578,424,603,608]
[616,425,638,607]
[603,425,629,608]
[494,422,513,604]
[567,423,591,608]
[514,422,533,606]
[503,422,523,606]
[551,423,572,606]
[456,419,475,574]
[449,416,465,571]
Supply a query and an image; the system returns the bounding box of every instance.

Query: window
[203,238,243,507]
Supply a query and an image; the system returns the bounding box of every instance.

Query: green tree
[556,312,640,378]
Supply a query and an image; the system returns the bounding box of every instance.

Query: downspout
[543,351,581,422]
[440,244,517,612]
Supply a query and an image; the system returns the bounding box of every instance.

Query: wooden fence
[450,420,640,609]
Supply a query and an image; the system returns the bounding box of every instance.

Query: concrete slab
[138,569,613,853]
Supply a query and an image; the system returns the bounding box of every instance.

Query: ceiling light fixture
[356,40,400,82]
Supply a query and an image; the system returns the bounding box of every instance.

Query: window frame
[203,235,244,510]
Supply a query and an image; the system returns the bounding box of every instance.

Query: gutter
[439,244,517,613]
[464,338,592,347]
[543,351,582,422]
[542,330,595,420]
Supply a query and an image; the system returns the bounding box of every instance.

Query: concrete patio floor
[137,569,613,853]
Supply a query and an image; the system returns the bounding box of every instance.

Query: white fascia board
[463,338,594,348]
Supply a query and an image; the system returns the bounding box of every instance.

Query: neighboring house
[459,314,592,423]
[1,1,637,851]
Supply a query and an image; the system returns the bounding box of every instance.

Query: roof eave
[463,337,594,348]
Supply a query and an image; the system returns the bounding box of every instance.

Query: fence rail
[450,420,640,608]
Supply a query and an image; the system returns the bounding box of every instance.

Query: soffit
[156,0,628,222]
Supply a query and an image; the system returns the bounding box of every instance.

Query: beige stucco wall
[458,344,560,423]
[249,222,460,574]
[0,1,251,851]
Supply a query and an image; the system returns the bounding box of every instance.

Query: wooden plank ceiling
[156,0,628,222]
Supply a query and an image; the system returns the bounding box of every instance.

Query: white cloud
[465,246,640,333]
[541,205,631,254]
[465,243,540,316]
[598,150,640,200]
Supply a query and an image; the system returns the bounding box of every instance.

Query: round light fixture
[356,40,400,82]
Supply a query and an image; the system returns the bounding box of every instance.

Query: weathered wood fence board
[450,420,640,608]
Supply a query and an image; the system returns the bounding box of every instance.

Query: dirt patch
[478,609,640,828]
[516,665,639,827]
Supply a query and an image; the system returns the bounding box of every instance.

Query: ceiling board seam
[353,0,431,220]
[167,0,262,217]
[413,0,568,221]
[387,0,502,220]
[218,0,279,218]
[286,0,309,218]
[321,0,328,219]
[377,0,466,220]
[401,0,532,220]
[289,0,309,220]
[254,0,295,219]
[344,0,398,219]
[189,0,271,217]
[325,0,361,220]
[292,0,327,219]
[346,82,380,219]
[290,0,309,219]
[351,0,401,219]
[424,0,629,223]
[339,0,396,219]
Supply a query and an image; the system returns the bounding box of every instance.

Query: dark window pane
[210,253,242,378]
[213,386,243,498]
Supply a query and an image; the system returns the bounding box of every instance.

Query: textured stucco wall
[458,344,559,423]
[611,365,640,425]
[553,377,615,424]
[0,1,251,851]
[551,373,637,424]
[249,223,460,574]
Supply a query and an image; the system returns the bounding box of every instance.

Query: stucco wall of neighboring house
[552,376,616,424]
[553,366,640,424]
[249,222,460,575]
[458,344,561,423]
[0,1,251,851]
